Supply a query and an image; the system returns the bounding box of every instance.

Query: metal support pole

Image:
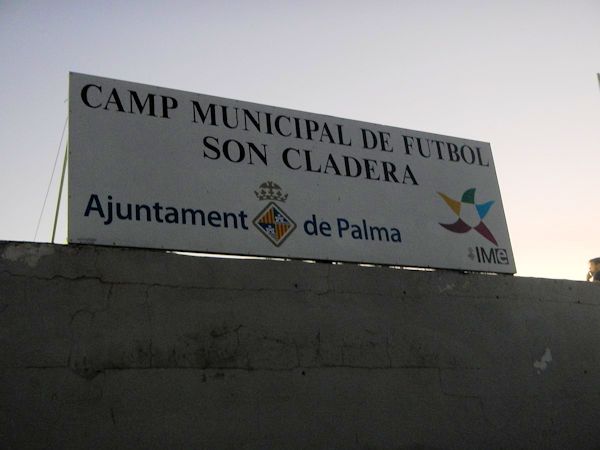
[51,141,68,243]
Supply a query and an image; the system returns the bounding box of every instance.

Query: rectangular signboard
[68,72,516,273]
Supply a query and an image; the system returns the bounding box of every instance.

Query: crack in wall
[67,284,114,379]
[0,269,336,296]
[8,364,449,376]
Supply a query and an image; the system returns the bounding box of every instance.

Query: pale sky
[1,0,599,280]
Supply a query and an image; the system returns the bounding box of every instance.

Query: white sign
[68,73,516,273]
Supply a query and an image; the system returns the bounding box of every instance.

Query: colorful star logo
[438,188,498,245]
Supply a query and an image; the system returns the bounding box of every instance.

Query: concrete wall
[1,241,600,449]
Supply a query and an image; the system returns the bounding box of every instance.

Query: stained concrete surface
[1,241,600,449]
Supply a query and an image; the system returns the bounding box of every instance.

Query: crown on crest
[254,181,288,202]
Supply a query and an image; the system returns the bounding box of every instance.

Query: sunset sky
[1,0,598,280]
